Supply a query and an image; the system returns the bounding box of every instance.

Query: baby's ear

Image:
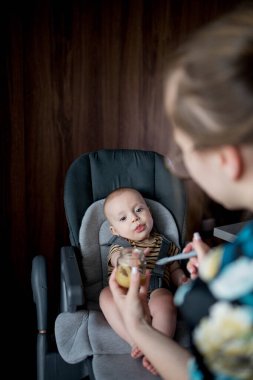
[110,225,118,235]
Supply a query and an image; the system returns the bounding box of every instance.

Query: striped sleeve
[163,241,180,287]
[107,244,121,277]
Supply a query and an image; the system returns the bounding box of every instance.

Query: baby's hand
[179,274,190,285]
[171,268,190,287]
[111,251,121,267]
[178,273,190,286]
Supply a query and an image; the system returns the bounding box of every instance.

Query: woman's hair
[164,3,253,148]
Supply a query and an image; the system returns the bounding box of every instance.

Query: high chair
[32,149,189,380]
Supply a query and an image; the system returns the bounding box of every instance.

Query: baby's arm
[166,243,189,287]
[108,245,121,267]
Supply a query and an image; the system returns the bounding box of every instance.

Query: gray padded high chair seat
[32,149,189,380]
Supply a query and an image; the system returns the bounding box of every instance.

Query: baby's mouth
[135,224,145,233]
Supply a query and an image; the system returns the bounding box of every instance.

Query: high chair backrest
[64,149,187,248]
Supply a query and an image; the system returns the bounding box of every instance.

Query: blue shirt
[175,221,253,380]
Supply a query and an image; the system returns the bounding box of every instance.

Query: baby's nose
[132,214,139,222]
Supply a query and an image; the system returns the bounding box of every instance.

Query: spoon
[156,250,197,265]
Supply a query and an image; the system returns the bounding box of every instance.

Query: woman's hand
[109,267,151,333]
[184,232,210,280]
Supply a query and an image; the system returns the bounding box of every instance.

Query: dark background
[1,0,249,377]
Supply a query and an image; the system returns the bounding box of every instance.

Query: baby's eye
[120,216,126,222]
[136,207,143,213]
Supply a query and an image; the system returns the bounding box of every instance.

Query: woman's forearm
[109,267,191,379]
[131,319,191,380]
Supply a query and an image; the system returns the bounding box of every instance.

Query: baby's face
[107,190,153,242]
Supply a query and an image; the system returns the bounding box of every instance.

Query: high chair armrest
[60,246,85,312]
[31,255,48,331]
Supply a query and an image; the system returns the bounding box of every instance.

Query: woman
[109,4,253,380]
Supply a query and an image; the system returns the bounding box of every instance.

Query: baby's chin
[134,232,151,242]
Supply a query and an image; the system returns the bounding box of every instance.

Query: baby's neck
[128,232,153,243]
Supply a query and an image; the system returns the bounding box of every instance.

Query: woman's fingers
[187,257,199,279]
[186,232,210,279]
[139,269,151,298]
[183,241,193,253]
[127,267,142,298]
[192,232,210,263]
[109,267,127,297]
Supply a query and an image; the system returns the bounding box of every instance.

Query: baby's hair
[164,3,253,148]
[103,187,145,219]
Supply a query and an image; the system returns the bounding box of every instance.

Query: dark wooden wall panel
[1,0,243,376]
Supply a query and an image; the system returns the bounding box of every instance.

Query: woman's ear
[220,146,243,180]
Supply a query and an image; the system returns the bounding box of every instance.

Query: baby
[99,187,188,375]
